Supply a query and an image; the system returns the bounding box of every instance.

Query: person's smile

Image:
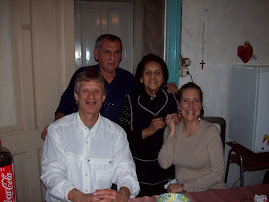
[140,61,164,96]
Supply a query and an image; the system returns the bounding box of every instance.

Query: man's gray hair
[95,34,122,50]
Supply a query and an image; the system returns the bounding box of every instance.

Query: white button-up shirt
[41,113,140,201]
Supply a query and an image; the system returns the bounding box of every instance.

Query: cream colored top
[158,119,226,192]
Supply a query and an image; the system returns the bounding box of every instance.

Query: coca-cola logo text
[1,172,14,201]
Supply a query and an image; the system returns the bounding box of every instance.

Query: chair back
[202,116,226,149]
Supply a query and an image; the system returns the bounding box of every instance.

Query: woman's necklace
[150,95,156,100]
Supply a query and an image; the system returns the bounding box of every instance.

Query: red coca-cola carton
[0,139,16,202]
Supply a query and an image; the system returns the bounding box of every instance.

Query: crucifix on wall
[201,21,206,70]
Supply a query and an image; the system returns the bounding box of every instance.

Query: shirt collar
[76,112,102,130]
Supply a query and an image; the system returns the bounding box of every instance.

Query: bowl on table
[157,193,190,202]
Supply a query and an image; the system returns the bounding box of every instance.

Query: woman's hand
[165,114,177,137]
[169,113,182,125]
[142,117,165,139]
[167,183,185,193]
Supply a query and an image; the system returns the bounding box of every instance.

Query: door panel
[75,2,134,73]
[0,0,23,133]
[0,1,74,201]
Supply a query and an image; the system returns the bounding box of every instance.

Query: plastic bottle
[0,138,16,201]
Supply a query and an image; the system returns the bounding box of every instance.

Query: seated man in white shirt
[40,68,140,202]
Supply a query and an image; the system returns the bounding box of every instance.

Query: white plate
[157,193,190,202]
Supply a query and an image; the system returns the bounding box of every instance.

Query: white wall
[180,0,269,187]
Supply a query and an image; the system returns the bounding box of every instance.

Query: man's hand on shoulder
[41,125,49,140]
[54,112,65,121]
[166,82,178,94]
[41,112,64,140]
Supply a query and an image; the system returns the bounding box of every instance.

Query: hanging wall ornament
[237,41,253,63]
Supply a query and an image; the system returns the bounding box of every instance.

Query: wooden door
[0,0,74,201]
[0,1,141,201]
[75,1,134,73]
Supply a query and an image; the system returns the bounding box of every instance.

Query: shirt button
[88,160,90,162]
[86,141,88,144]
[85,174,88,176]
[85,128,87,130]
[85,189,88,192]
[84,157,87,160]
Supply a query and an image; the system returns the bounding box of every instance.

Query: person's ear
[94,49,98,61]
[74,92,79,102]
[119,51,122,61]
[140,78,143,83]
[102,94,106,102]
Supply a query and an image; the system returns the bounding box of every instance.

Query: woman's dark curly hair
[135,54,169,86]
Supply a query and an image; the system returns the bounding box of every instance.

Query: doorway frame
[74,0,143,73]
[164,0,181,86]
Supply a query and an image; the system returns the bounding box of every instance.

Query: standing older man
[41,34,177,139]
[41,34,138,139]
[54,34,137,124]
[41,68,140,202]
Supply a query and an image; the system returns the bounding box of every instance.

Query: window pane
[0,0,17,128]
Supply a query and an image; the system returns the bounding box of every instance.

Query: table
[129,184,269,202]
[225,141,269,187]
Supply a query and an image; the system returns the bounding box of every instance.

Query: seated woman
[118,54,180,196]
[158,82,226,193]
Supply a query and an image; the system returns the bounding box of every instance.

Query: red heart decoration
[237,42,253,63]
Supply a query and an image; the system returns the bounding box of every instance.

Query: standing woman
[118,54,180,196]
[158,82,226,193]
